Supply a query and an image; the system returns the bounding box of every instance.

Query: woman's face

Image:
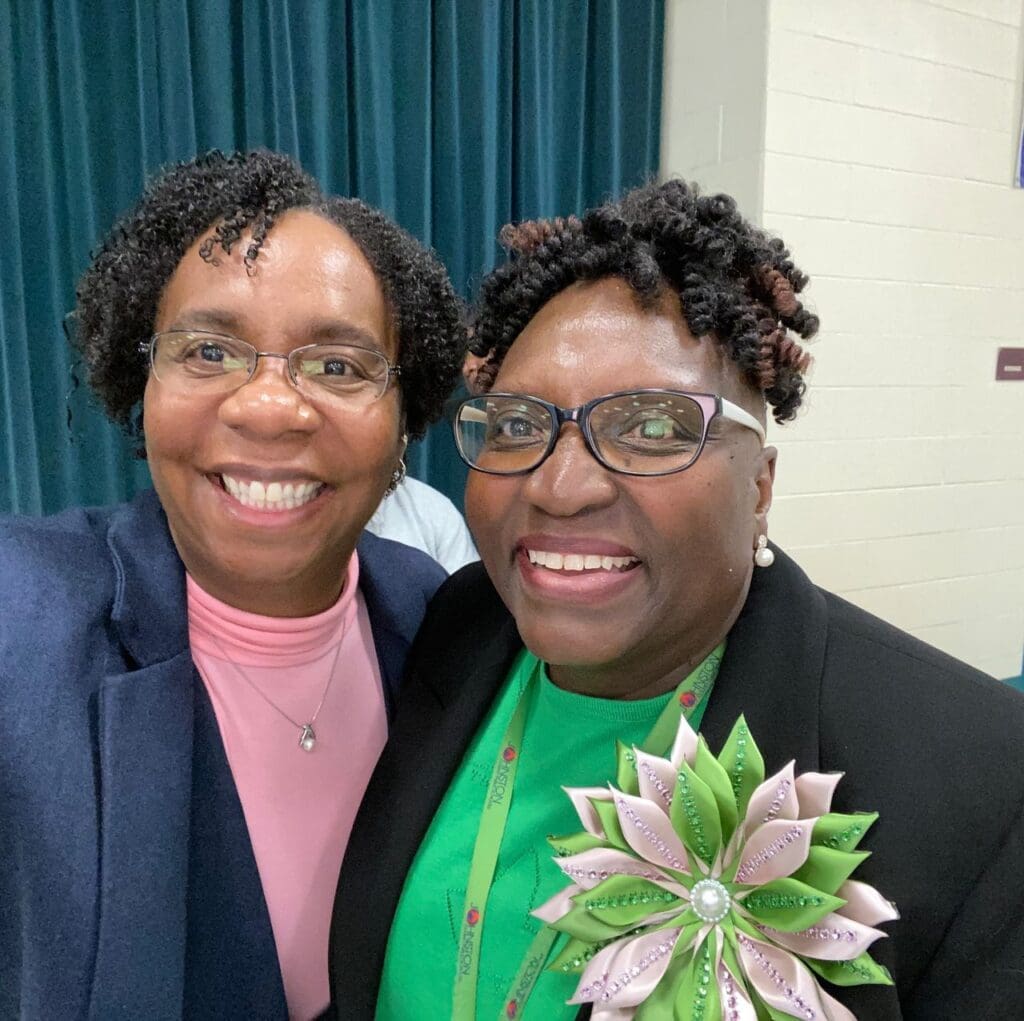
[466,277,776,697]
[144,210,403,616]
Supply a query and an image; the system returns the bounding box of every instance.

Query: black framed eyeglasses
[141,330,400,406]
[453,389,765,477]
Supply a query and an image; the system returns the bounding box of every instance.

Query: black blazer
[329,548,1024,1020]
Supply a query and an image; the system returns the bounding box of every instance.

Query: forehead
[155,209,394,355]
[492,277,736,402]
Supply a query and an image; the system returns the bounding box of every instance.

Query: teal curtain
[0,0,664,515]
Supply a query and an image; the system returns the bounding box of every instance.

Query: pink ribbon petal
[565,785,616,837]
[590,1008,634,1021]
[734,818,814,886]
[669,714,699,770]
[718,960,759,1021]
[745,762,798,831]
[554,847,675,890]
[736,931,841,1021]
[757,911,887,961]
[613,789,691,874]
[794,771,843,818]
[820,985,859,1021]
[634,749,677,813]
[836,879,900,925]
[571,926,682,1008]
[532,883,582,924]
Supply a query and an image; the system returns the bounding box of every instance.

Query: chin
[517,619,625,673]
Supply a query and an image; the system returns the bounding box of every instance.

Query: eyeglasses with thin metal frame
[141,330,401,404]
[453,389,765,477]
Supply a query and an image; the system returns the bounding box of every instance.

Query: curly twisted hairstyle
[72,149,465,439]
[469,179,819,423]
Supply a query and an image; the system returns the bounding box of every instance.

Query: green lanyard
[450,644,723,1021]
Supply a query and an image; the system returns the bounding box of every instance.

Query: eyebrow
[166,310,384,352]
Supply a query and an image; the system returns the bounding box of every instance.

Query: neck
[548,643,717,701]
[184,557,349,618]
[545,598,746,702]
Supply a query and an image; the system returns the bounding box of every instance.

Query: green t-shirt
[377,646,722,1021]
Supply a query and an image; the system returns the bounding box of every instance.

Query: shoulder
[356,529,448,626]
[820,586,1024,734]
[396,476,461,513]
[810,575,1024,870]
[407,561,513,661]
[365,478,477,573]
[367,477,462,534]
[0,503,117,620]
[0,504,126,714]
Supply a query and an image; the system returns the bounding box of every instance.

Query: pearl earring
[754,534,774,568]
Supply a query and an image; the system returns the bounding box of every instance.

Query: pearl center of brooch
[690,878,731,923]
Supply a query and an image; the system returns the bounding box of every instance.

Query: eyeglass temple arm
[720,399,766,443]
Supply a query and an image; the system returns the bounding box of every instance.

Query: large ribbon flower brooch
[533,715,897,1020]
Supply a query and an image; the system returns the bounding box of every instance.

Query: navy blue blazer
[0,488,445,1020]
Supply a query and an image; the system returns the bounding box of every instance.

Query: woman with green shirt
[328,181,1024,1021]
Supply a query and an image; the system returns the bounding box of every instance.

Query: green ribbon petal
[717,715,765,822]
[738,877,846,932]
[546,935,606,976]
[547,899,636,942]
[592,797,630,852]
[547,830,607,858]
[634,954,689,1021]
[812,812,878,853]
[670,760,722,866]
[805,951,895,987]
[671,934,719,1021]
[792,846,871,896]
[571,875,682,928]
[694,737,739,844]
[616,740,642,796]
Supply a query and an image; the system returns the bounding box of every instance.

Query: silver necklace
[209,634,344,752]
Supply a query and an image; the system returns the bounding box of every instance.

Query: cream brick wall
[661,0,1024,679]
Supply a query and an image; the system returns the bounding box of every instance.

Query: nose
[521,425,617,517]
[217,355,320,438]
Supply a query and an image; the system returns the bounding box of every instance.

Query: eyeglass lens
[455,392,707,475]
[150,331,391,403]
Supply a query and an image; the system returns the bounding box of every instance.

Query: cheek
[643,470,750,562]
[142,384,193,464]
[465,473,512,557]
[326,403,402,476]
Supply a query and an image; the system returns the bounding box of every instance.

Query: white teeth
[221,474,323,511]
[526,549,639,572]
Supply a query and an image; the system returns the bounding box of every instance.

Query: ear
[754,444,777,535]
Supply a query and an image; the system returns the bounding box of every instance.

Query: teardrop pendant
[299,724,316,752]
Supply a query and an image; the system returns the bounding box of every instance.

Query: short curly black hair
[469,179,819,423]
[72,148,465,439]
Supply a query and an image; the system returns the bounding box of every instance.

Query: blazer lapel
[698,546,826,776]
[355,530,446,718]
[329,612,522,1018]
[87,492,196,1019]
[88,654,195,1020]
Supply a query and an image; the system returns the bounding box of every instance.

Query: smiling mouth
[525,549,640,572]
[216,473,327,511]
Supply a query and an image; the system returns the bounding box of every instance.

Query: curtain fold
[0,0,664,515]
